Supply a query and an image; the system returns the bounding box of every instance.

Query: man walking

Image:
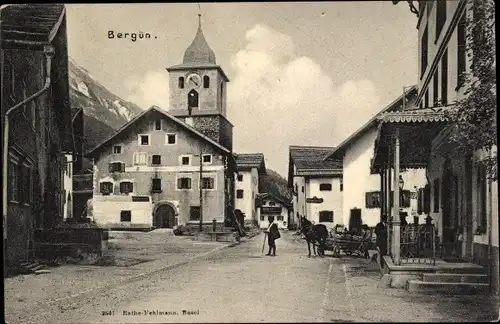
[265,218,281,256]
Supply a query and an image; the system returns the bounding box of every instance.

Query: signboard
[306,196,323,204]
[261,206,282,214]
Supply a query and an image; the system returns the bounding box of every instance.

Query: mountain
[259,169,292,203]
[68,57,143,136]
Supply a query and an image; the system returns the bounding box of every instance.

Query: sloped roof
[1,4,66,50]
[290,146,343,171]
[324,85,418,161]
[85,106,231,157]
[234,153,266,173]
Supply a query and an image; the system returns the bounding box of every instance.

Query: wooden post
[386,146,392,257]
[393,129,401,265]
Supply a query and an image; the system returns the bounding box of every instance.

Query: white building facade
[257,193,291,230]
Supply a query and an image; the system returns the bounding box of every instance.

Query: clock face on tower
[186,73,201,89]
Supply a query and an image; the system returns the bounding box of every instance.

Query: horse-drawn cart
[319,225,373,258]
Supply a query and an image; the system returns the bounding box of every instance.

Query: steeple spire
[182,12,216,65]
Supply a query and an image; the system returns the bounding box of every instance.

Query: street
[11,231,498,324]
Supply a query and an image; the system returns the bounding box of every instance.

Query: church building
[86,15,237,231]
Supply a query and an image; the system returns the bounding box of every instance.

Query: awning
[370,108,452,174]
[1,4,65,50]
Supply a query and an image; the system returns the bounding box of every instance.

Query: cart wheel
[345,249,353,256]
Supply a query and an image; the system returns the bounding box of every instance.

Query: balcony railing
[388,223,437,265]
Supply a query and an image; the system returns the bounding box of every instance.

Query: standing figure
[265,219,281,256]
[375,214,388,267]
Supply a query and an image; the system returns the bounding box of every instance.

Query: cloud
[228,24,382,177]
[125,71,170,109]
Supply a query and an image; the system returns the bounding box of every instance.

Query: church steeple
[183,14,216,65]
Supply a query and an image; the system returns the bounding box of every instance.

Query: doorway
[441,158,460,257]
[153,204,176,229]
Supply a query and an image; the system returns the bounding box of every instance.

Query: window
[120,181,133,194]
[366,191,381,209]
[433,178,440,212]
[433,68,439,105]
[424,90,429,108]
[441,49,448,105]
[138,134,150,146]
[269,201,276,206]
[8,161,19,202]
[260,215,264,221]
[181,156,191,166]
[202,177,215,190]
[188,90,199,109]
[100,181,113,195]
[340,179,343,192]
[152,178,162,193]
[301,186,304,193]
[319,211,334,223]
[178,77,184,89]
[319,183,332,191]
[166,133,177,145]
[154,119,162,130]
[190,206,201,221]
[421,26,428,78]
[203,75,210,88]
[152,155,161,165]
[237,174,243,181]
[134,153,148,166]
[220,82,224,106]
[457,13,466,88]
[120,210,131,222]
[109,162,125,173]
[277,216,284,221]
[236,189,244,199]
[436,0,447,41]
[113,145,122,154]
[178,177,192,190]
[202,154,212,164]
[476,162,487,233]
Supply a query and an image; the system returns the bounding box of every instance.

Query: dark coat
[268,223,280,241]
[375,222,387,248]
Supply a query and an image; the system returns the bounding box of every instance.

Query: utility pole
[199,147,203,232]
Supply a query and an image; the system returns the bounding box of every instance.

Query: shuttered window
[178,177,192,190]
[120,182,133,194]
[100,182,113,195]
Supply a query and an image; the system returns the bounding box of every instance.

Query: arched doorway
[442,158,459,256]
[153,203,176,229]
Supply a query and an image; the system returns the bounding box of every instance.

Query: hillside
[259,169,292,203]
[69,57,143,133]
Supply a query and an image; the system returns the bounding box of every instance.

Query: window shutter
[177,178,182,189]
[423,184,430,214]
[130,182,134,193]
[365,192,370,208]
[121,163,125,172]
[187,178,192,189]
[108,163,113,172]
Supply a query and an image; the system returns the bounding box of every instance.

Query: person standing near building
[265,218,281,256]
[375,214,388,267]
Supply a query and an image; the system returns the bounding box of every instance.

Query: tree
[392,0,419,17]
[446,0,497,180]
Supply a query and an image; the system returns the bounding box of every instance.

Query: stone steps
[406,280,490,295]
[423,273,488,284]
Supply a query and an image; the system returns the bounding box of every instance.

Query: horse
[299,217,329,257]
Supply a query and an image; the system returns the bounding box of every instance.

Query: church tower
[166,14,233,151]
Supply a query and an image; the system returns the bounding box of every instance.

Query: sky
[66,2,419,178]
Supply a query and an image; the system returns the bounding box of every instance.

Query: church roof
[183,14,216,65]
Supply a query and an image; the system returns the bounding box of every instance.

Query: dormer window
[178,77,184,89]
[203,75,210,88]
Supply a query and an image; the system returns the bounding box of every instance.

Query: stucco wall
[93,195,153,228]
[293,175,306,222]
[92,111,227,227]
[306,177,342,229]
[343,127,427,227]
[234,169,257,222]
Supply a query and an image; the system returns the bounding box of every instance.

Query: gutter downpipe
[3,44,55,242]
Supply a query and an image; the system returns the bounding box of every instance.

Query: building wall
[343,127,427,227]
[168,68,226,116]
[258,201,289,230]
[92,111,227,228]
[93,195,153,228]
[306,177,342,229]
[293,174,306,224]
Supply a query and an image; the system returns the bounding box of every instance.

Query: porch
[369,108,492,293]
